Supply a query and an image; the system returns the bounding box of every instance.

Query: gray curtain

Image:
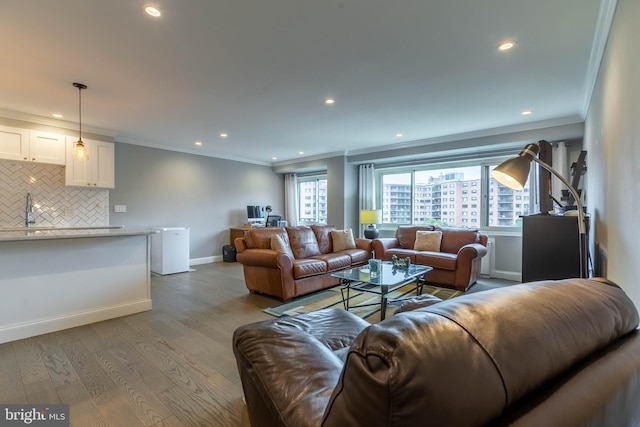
[358,164,376,237]
[359,163,376,211]
[284,173,298,226]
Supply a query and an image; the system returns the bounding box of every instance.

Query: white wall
[110,143,284,262]
[584,0,640,309]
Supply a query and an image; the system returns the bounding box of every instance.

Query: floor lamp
[492,141,588,278]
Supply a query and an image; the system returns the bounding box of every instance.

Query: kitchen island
[0,227,157,344]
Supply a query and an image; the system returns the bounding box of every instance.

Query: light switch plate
[114,205,127,213]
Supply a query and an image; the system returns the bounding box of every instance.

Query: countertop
[0,226,158,242]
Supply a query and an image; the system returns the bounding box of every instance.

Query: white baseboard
[490,270,522,282]
[190,256,215,265]
[0,299,152,345]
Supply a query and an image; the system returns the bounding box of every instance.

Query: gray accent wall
[109,143,283,261]
[584,0,640,310]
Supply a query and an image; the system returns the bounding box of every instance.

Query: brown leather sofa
[233,278,640,427]
[234,225,371,301]
[372,225,488,291]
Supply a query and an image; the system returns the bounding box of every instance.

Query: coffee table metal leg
[380,286,388,320]
[416,275,425,295]
[339,279,351,310]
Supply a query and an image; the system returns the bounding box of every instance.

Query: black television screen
[247,205,265,220]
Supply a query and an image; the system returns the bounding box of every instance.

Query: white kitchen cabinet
[65,137,115,188]
[0,126,65,165]
[29,130,66,165]
[0,125,29,161]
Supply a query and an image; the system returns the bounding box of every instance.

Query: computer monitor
[247,205,265,222]
[266,215,281,227]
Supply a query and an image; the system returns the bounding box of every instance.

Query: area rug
[264,282,463,322]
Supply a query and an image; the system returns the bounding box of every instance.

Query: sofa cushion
[343,248,370,265]
[413,230,442,251]
[270,234,293,257]
[292,258,327,279]
[313,253,352,272]
[395,226,435,249]
[245,227,288,249]
[436,226,480,254]
[382,248,417,263]
[331,229,356,252]
[415,251,456,270]
[287,226,322,259]
[311,225,336,254]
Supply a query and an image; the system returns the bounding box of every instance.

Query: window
[377,161,530,229]
[297,175,327,224]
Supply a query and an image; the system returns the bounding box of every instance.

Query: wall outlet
[114,205,127,213]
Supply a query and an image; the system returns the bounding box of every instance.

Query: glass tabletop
[331,262,432,286]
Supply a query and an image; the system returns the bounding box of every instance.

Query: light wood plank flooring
[0,262,275,427]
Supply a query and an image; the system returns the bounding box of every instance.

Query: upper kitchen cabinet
[0,126,65,165]
[29,131,66,165]
[65,137,115,188]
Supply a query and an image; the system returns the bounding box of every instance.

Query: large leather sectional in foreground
[233,277,640,426]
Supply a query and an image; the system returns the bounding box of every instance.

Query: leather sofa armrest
[233,309,368,427]
[236,248,292,269]
[394,294,443,314]
[456,243,488,261]
[234,237,248,253]
[355,238,372,252]
[371,238,399,259]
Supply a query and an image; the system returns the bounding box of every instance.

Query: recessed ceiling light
[144,6,161,17]
[272,156,277,160]
[324,98,335,105]
[498,41,515,51]
[522,109,533,116]
[52,113,63,118]
[220,132,228,138]
[299,151,304,155]
[396,133,403,138]
[195,141,202,146]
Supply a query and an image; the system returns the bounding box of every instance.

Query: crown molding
[0,108,115,137]
[580,0,618,116]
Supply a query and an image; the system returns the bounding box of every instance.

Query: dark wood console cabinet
[522,214,586,282]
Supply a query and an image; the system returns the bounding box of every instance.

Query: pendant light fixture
[72,82,88,160]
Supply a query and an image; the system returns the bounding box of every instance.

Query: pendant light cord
[78,85,82,140]
[73,83,87,142]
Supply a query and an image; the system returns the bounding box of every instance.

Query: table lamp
[360,209,382,239]
[491,141,588,278]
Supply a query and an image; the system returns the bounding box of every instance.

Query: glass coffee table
[331,262,433,320]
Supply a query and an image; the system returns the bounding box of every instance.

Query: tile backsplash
[0,160,109,228]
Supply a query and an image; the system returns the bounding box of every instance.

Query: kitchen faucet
[25,192,36,227]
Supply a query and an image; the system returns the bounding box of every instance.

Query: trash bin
[223,244,237,262]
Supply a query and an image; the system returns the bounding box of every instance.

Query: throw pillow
[414,230,442,252]
[270,234,293,257]
[331,229,356,252]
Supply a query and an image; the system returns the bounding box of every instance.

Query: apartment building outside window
[297,175,327,224]
[378,163,530,229]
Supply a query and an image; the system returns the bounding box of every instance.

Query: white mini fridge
[151,227,190,275]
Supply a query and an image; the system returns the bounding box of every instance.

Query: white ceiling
[0,0,609,166]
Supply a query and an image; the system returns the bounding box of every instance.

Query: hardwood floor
[0,262,275,427]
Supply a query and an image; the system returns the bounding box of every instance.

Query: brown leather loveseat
[372,225,488,291]
[233,278,640,427]
[235,225,371,301]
